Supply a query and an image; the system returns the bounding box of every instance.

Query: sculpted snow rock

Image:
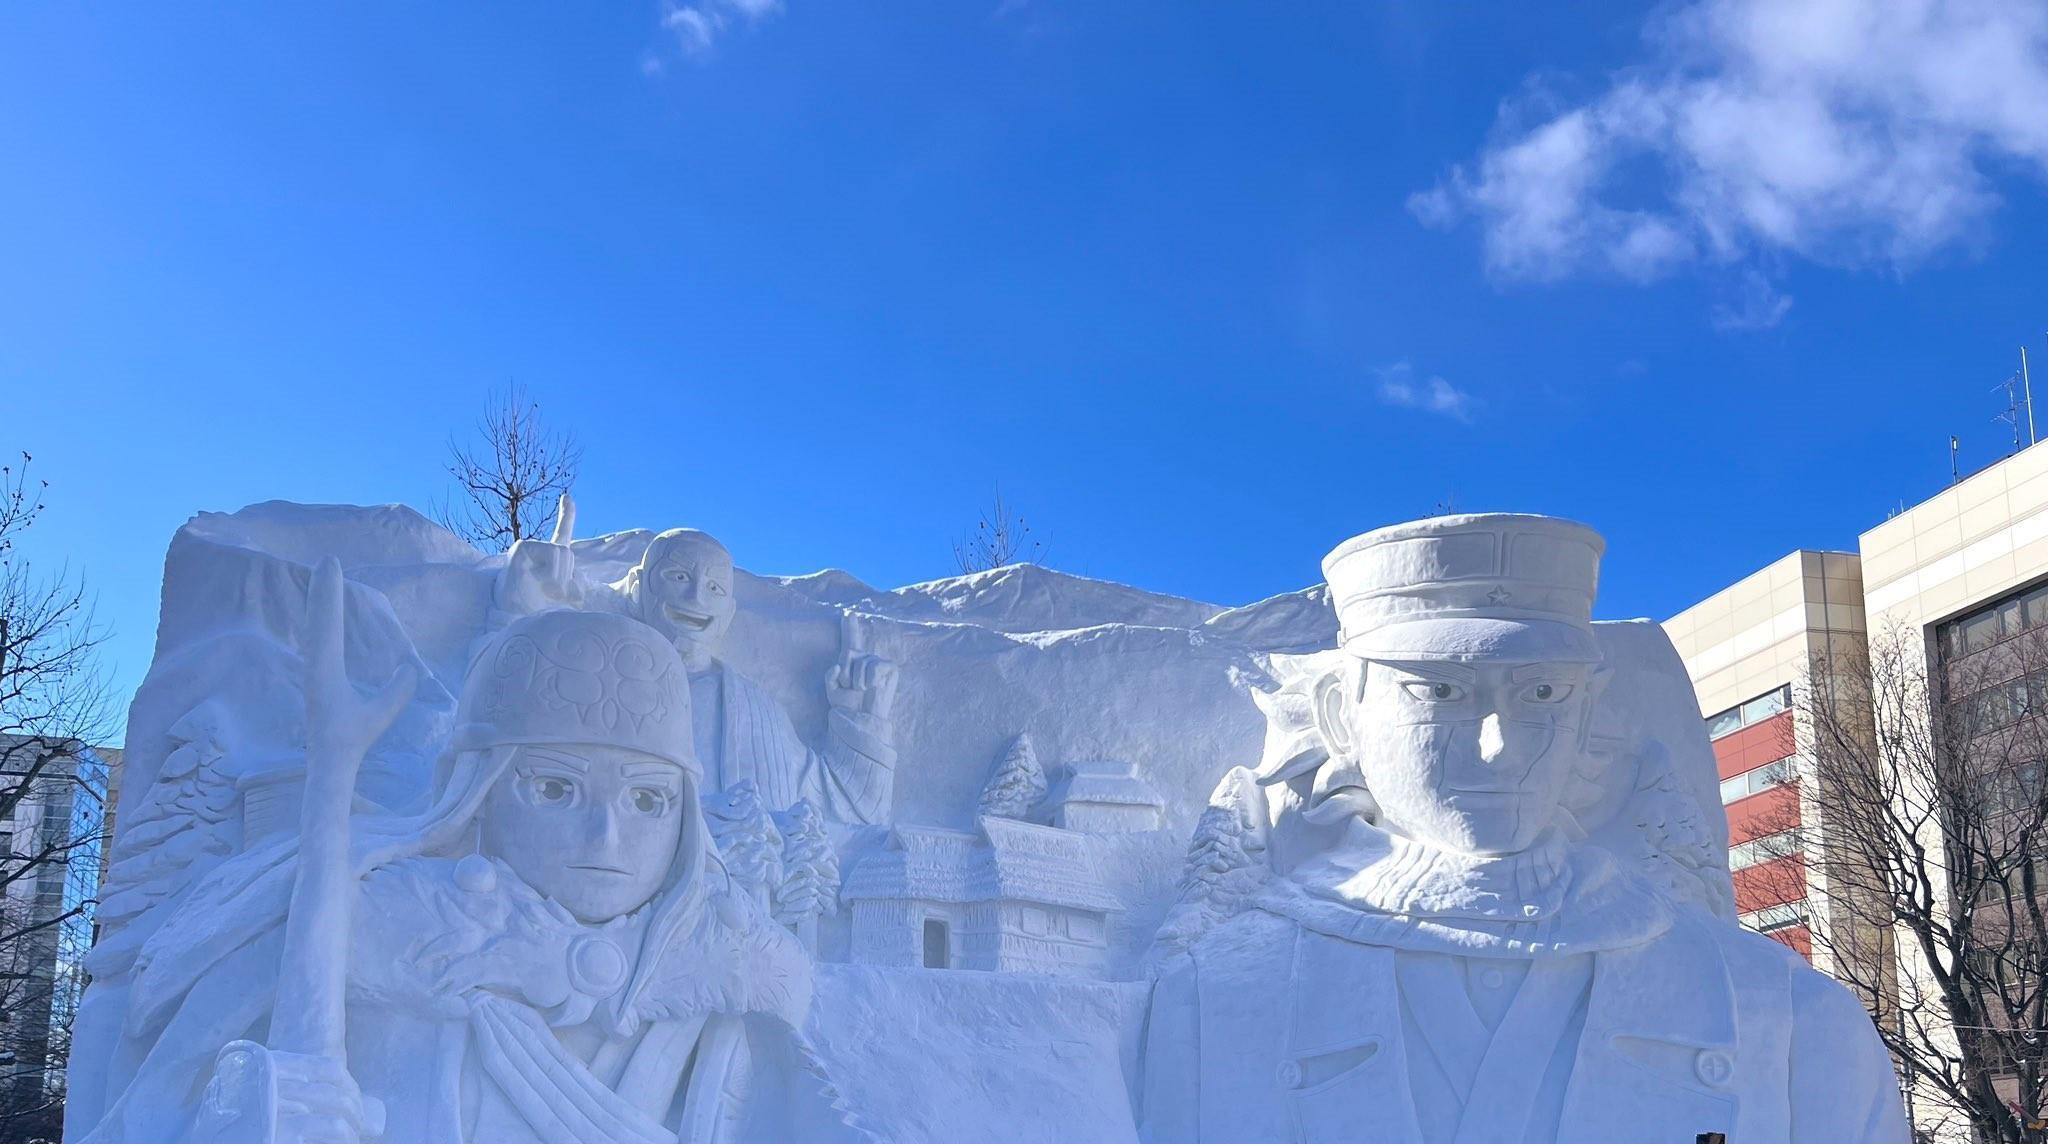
[1137,514,1908,1144]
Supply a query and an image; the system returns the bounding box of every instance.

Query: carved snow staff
[1137,514,1910,1144]
[72,595,865,1144]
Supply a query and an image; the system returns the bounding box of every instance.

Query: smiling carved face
[479,743,691,923]
[631,532,736,672]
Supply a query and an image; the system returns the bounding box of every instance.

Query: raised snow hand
[492,491,583,615]
[826,611,898,723]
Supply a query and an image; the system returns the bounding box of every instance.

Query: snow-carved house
[1043,759,1164,833]
[841,815,1118,977]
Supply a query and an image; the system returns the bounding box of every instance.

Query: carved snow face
[480,743,691,923]
[1316,659,1595,856]
[633,534,736,672]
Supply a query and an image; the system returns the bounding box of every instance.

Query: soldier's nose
[1478,713,1508,764]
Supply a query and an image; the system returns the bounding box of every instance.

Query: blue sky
[5,2,2047,705]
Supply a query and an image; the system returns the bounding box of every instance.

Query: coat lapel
[1559,914,1739,1139]
[1283,931,1423,1143]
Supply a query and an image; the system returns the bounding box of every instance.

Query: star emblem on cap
[1486,586,1513,604]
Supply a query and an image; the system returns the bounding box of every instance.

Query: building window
[1730,830,1800,871]
[922,918,950,969]
[1705,686,1790,741]
[1939,582,2048,660]
[1720,757,1795,805]
[1742,900,1808,934]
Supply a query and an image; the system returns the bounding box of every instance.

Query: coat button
[1276,1061,1303,1089]
[1694,1049,1734,1086]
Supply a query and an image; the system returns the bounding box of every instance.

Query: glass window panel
[2026,586,2048,630]
[1707,708,1742,738]
[1720,776,1747,804]
[1966,611,2003,653]
[1743,689,1788,724]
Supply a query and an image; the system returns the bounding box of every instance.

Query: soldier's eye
[628,787,671,816]
[1402,681,1467,702]
[529,775,578,806]
[1524,682,1574,704]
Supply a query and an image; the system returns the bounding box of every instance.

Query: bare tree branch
[433,385,582,552]
[952,484,1047,574]
[1775,620,2048,1143]
[0,451,114,1138]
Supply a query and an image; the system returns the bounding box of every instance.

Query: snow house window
[922,918,950,969]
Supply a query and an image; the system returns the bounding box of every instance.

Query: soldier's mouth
[663,605,713,631]
[569,863,635,875]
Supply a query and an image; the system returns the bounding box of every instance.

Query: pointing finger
[550,492,577,545]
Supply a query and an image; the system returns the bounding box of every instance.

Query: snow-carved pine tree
[773,799,840,949]
[977,732,1046,820]
[704,779,784,913]
[1150,766,1270,960]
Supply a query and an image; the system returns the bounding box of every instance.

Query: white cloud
[1711,269,1795,331]
[1375,363,1478,422]
[661,0,782,57]
[1413,0,2048,301]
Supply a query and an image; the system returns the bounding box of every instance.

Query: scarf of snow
[1256,817,1673,958]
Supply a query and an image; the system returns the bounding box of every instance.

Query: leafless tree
[952,485,1046,574]
[1767,620,2048,1143]
[0,452,114,1139]
[435,384,582,551]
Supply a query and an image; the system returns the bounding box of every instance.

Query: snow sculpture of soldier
[496,498,897,824]
[70,564,861,1144]
[1137,514,1909,1143]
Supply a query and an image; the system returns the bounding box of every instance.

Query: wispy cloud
[660,0,783,58]
[1711,269,1794,332]
[1411,0,2048,325]
[1375,362,1477,423]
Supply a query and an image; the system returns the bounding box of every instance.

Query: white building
[1042,760,1164,834]
[842,815,1118,977]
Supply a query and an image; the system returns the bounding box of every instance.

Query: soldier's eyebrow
[1385,660,1477,684]
[519,747,590,773]
[621,760,685,783]
[1509,663,1575,682]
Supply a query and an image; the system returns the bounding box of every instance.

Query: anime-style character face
[479,743,692,922]
[1315,658,1599,856]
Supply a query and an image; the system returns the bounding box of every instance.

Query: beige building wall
[1666,550,1866,720]
[1665,549,1869,982]
[1854,440,2048,1142]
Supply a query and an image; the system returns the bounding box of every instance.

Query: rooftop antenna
[1951,435,1961,483]
[1996,374,2024,455]
[2028,343,2039,446]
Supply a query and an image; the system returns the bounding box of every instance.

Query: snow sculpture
[976,732,1046,820]
[1043,760,1164,833]
[842,817,1118,976]
[69,567,861,1144]
[496,498,899,823]
[1137,514,1910,1143]
[772,800,840,950]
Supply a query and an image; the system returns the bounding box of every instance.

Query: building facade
[0,739,113,1123]
[1665,550,1870,968]
[1668,440,2048,1141]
